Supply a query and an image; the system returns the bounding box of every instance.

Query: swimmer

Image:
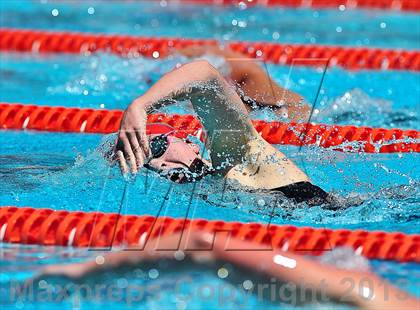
[38,232,419,309]
[116,60,329,206]
[174,45,310,121]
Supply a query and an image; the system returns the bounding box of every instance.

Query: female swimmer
[115,60,329,206]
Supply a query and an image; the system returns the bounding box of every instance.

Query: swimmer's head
[102,123,210,182]
[146,133,210,183]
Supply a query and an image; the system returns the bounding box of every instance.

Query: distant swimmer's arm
[176,45,310,122]
[234,65,310,122]
[117,60,259,174]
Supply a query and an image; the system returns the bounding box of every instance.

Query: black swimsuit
[272,182,330,206]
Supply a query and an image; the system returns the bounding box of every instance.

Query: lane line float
[1,103,418,153]
[1,28,419,71]
[179,0,420,12]
[0,206,418,262]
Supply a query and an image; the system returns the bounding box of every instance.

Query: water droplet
[217,267,228,279]
[95,255,105,265]
[243,279,253,290]
[99,74,107,82]
[38,280,48,289]
[117,277,128,288]
[238,1,247,9]
[238,21,247,28]
[174,250,185,261]
[149,268,159,279]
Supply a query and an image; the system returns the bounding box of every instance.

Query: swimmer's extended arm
[117,60,258,174]
[176,45,310,121]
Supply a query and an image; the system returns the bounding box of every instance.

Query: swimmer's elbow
[180,60,221,81]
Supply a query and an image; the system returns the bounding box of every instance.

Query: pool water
[0,1,419,309]
[2,1,420,49]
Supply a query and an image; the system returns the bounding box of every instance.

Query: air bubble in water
[257,199,265,207]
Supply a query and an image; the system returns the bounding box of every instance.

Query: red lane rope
[1,28,419,71]
[180,0,420,12]
[0,206,418,262]
[1,103,418,153]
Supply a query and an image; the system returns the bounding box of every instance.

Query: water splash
[317,247,371,272]
[314,88,418,129]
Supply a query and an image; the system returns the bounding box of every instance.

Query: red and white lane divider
[1,28,419,71]
[1,103,419,153]
[0,206,419,262]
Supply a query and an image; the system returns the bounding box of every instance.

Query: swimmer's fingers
[127,131,145,169]
[117,150,129,175]
[118,132,138,173]
[124,142,138,174]
[136,128,150,160]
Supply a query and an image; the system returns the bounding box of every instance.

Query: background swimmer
[37,231,419,310]
[174,45,310,121]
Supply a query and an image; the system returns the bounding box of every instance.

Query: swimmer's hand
[116,105,150,174]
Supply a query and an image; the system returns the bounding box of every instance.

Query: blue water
[1,1,420,49]
[1,53,419,129]
[0,1,419,310]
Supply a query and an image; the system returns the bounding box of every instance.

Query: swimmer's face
[146,134,209,183]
